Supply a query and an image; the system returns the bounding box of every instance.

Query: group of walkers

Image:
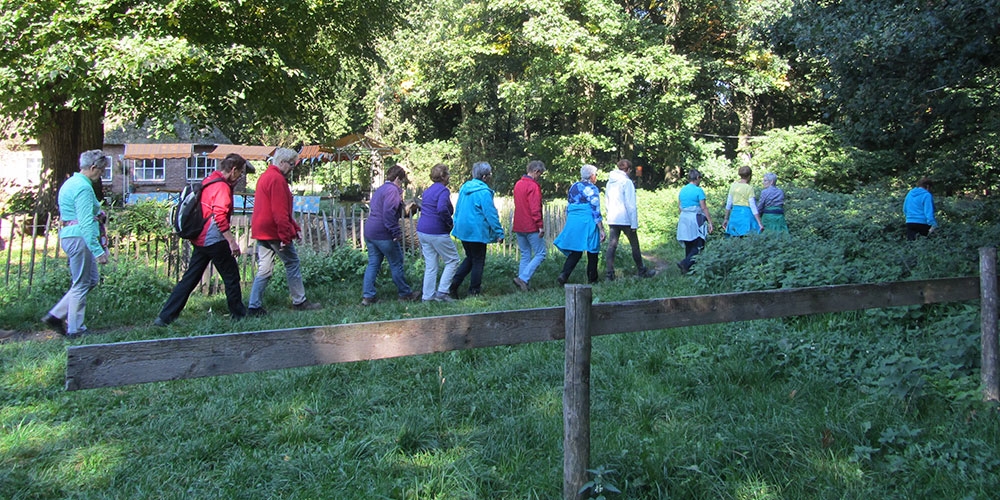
[43,149,321,336]
[41,147,935,335]
[675,166,788,274]
[366,159,660,306]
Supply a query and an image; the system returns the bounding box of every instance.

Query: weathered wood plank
[589,277,980,336]
[66,307,564,390]
[66,276,980,390]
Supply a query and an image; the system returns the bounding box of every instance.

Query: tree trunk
[35,107,104,216]
[736,95,756,152]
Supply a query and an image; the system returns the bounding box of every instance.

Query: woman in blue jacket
[903,177,938,240]
[449,162,504,297]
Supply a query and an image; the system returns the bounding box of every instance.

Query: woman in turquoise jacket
[450,161,504,297]
[903,177,938,240]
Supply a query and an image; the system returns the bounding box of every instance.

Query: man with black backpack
[154,153,254,326]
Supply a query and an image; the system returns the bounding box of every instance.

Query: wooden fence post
[980,247,999,402]
[564,284,592,500]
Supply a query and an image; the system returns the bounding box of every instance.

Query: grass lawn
[3,187,1000,498]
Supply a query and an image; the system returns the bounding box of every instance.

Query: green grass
[3,188,1000,498]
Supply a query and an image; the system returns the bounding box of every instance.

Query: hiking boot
[247,307,268,317]
[292,300,322,311]
[41,314,66,335]
[512,277,529,291]
[361,296,378,306]
[399,291,422,302]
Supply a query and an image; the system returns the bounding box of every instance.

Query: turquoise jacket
[58,172,105,258]
[903,187,938,227]
[451,179,504,243]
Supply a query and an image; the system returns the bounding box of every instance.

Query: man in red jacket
[155,153,252,326]
[511,160,547,291]
[247,148,321,316]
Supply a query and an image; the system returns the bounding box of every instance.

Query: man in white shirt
[604,159,656,280]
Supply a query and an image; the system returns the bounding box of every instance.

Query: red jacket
[195,170,235,246]
[251,164,301,244]
[512,175,543,233]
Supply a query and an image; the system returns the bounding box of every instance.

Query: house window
[187,156,215,181]
[25,157,42,182]
[132,159,165,181]
[100,155,113,182]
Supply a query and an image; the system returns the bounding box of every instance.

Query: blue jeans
[248,240,307,309]
[363,239,412,299]
[158,241,247,324]
[515,231,547,283]
[48,237,100,334]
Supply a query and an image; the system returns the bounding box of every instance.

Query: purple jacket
[365,181,404,241]
[416,182,454,235]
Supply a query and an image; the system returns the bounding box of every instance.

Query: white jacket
[604,168,638,228]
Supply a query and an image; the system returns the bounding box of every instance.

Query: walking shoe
[41,314,66,335]
[361,296,378,306]
[605,271,616,281]
[292,300,322,311]
[557,274,567,286]
[153,317,169,328]
[433,292,455,302]
[638,267,657,278]
[676,262,690,274]
[448,285,460,299]
[399,291,422,302]
[247,307,268,317]
[512,277,529,291]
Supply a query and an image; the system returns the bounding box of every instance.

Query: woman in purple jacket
[362,165,421,305]
[416,164,460,302]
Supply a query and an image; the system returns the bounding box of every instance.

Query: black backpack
[171,177,228,239]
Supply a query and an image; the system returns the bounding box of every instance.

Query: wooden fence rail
[64,253,1000,499]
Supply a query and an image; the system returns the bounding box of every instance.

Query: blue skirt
[554,203,600,254]
[726,205,759,237]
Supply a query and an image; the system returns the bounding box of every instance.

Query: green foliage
[300,245,368,286]
[780,0,1000,194]
[0,179,38,216]
[105,202,172,239]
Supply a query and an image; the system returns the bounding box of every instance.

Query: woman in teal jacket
[450,161,504,297]
[903,177,938,240]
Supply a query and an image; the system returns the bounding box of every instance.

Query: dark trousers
[561,251,600,283]
[158,241,247,323]
[905,223,931,241]
[452,241,488,295]
[679,238,705,270]
[606,225,644,276]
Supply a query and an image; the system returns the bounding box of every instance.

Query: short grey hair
[763,172,778,184]
[580,164,598,181]
[79,150,107,170]
[272,147,298,166]
[526,160,545,175]
[472,161,493,180]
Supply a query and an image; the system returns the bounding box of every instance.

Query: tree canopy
[0,0,405,210]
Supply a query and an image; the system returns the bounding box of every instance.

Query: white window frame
[186,155,216,181]
[100,155,113,182]
[131,158,165,181]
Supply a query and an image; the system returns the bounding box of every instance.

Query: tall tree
[0,0,405,213]
[780,0,1000,192]
[377,0,701,190]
